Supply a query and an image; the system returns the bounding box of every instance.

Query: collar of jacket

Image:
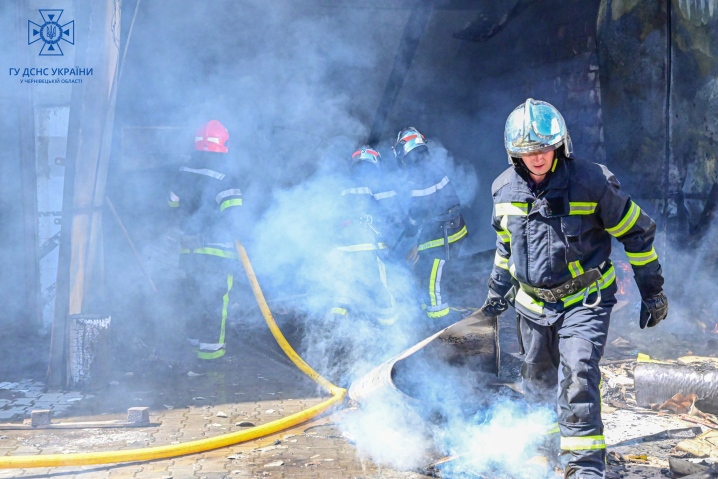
[510,157,568,194]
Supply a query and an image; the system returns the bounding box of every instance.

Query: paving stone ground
[0,315,694,479]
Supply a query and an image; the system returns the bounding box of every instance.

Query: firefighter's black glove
[640,291,668,329]
[482,288,509,317]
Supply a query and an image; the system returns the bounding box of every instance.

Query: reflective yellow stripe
[429,259,440,307]
[543,423,560,435]
[626,247,658,266]
[418,225,468,251]
[331,307,348,316]
[569,202,597,215]
[497,230,510,243]
[515,289,544,314]
[509,263,516,278]
[551,158,558,172]
[637,353,671,364]
[168,200,179,208]
[199,274,232,361]
[427,308,449,318]
[220,198,243,212]
[560,435,605,451]
[181,247,239,260]
[607,201,640,237]
[495,202,528,216]
[568,261,584,278]
[494,251,509,270]
[336,243,386,252]
[562,266,616,307]
[197,349,225,359]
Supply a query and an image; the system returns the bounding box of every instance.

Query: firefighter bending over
[483,99,668,479]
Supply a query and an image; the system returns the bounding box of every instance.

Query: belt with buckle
[520,263,605,304]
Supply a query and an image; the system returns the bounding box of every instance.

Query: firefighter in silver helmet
[484,99,668,478]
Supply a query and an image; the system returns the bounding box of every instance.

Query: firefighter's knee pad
[558,336,601,424]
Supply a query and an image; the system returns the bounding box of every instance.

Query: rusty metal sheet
[349,309,498,407]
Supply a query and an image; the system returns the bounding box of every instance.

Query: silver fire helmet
[504,98,572,163]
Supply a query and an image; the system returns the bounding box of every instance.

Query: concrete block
[31,410,51,426]
[128,407,150,424]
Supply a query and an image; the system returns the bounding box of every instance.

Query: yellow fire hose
[0,241,346,469]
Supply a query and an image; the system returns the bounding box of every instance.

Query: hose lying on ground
[0,241,346,469]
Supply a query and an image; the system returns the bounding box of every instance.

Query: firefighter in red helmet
[168,120,245,364]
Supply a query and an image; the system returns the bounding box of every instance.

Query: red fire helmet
[194,120,229,153]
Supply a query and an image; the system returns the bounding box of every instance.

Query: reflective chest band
[418,225,467,251]
[561,266,616,308]
[569,202,596,215]
[335,243,387,252]
[411,176,449,197]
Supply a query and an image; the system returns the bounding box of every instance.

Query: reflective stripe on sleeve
[569,202,597,215]
[495,202,528,216]
[179,166,226,180]
[220,198,243,211]
[562,266,616,307]
[568,261,585,278]
[560,435,605,451]
[497,229,510,243]
[331,307,348,316]
[216,189,242,204]
[626,247,658,266]
[417,225,468,251]
[494,251,509,270]
[607,201,641,237]
[411,176,449,197]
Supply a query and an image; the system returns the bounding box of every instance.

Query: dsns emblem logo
[28,9,75,56]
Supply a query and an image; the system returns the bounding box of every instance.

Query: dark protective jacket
[404,162,467,249]
[168,155,244,261]
[489,157,663,324]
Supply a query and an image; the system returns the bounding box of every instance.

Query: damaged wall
[597,0,718,234]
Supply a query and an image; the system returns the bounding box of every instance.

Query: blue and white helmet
[504,98,572,163]
[351,145,381,170]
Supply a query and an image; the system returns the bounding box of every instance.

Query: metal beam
[367,1,434,145]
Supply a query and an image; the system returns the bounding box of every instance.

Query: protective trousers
[414,230,465,323]
[181,253,238,360]
[519,303,611,479]
[328,250,397,325]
